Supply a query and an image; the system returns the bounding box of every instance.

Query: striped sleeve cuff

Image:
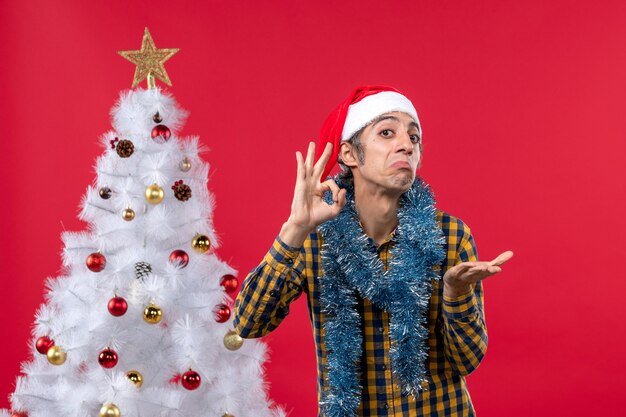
[263,235,301,274]
[443,290,479,321]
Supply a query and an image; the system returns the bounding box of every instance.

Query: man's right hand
[279,142,347,248]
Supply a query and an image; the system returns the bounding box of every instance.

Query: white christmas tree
[3,29,283,417]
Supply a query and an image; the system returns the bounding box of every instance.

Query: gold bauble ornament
[99,403,121,417]
[122,208,135,221]
[143,303,163,324]
[46,345,67,365]
[179,157,192,172]
[222,414,235,417]
[223,330,244,351]
[191,234,211,253]
[144,184,164,204]
[126,370,143,388]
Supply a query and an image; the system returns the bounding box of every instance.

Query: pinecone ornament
[134,262,152,281]
[115,139,135,158]
[172,180,192,201]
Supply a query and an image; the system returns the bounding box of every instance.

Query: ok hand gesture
[279,142,347,248]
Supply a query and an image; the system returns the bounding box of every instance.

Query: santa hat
[315,85,420,179]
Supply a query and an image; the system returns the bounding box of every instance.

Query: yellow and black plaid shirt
[234,210,487,417]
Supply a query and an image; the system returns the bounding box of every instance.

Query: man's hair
[336,123,423,183]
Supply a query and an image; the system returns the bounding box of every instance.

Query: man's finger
[468,265,502,275]
[468,264,489,272]
[330,188,347,215]
[338,188,347,206]
[489,250,514,267]
[304,141,316,174]
[312,142,333,180]
[454,262,479,272]
[322,179,342,202]
[489,266,502,274]
[482,265,502,274]
[295,151,305,181]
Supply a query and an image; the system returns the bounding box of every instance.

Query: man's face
[348,111,422,194]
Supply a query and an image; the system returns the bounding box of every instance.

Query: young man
[234,86,513,417]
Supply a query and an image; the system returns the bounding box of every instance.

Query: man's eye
[380,129,393,137]
[410,135,421,143]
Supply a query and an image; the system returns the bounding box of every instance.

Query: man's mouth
[390,161,413,170]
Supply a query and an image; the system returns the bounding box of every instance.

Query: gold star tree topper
[118,28,179,88]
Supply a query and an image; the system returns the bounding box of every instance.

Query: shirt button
[378,327,384,333]
[269,290,279,297]
[384,403,389,409]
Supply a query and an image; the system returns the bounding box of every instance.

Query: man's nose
[397,132,414,154]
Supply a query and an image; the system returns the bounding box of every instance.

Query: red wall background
[1,1,625,416]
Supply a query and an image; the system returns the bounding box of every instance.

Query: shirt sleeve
[233,235,307,338]
[441,225,488,376]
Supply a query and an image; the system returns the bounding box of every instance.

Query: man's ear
[339,142,359,168]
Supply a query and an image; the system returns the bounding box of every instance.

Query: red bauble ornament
[35,336,54,355]
[98,348,118,369]
[86,252,106,272]
[11,412,28,417]
[181,369,201,390]
[220,275,239,294]
[169,250,189,268]
[214,304,231,323]
[107,296,128,317]
[151,125,171,142]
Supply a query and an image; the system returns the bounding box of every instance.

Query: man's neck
[354,183,401,245]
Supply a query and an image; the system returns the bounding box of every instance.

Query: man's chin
[390,174,415,192]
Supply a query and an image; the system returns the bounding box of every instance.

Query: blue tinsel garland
[318,177,446,417]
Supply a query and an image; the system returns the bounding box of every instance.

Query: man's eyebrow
[371,115,400,126]
[371,115,420,132]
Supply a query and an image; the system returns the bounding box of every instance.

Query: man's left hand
[443,251,514,298]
